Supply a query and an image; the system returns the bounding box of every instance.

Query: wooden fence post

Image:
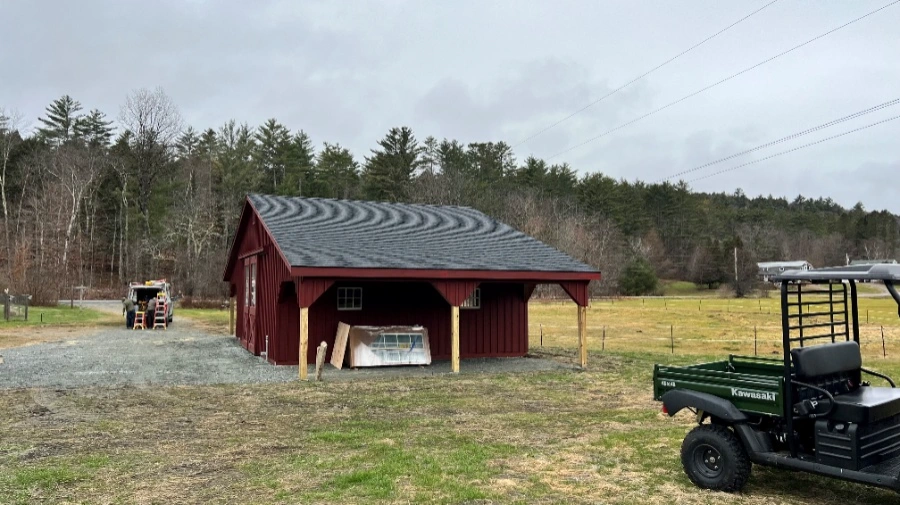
[754,325,758,356]
[315,342,328,381]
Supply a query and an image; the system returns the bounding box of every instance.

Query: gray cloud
[1,0,897,211]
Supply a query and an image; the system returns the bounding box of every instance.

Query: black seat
[792,341,900,424]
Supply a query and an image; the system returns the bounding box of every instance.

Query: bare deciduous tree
[42,145,106,271]
[0,108,25,279]
[119,87,182,235]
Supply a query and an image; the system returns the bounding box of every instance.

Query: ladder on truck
[153,293,167,330]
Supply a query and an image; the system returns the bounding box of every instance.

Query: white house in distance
[757,260,812,282]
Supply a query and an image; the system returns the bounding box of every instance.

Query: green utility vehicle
[654,264,900,492]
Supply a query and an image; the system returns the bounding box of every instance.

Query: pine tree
[37,95,84,145]
[176,127,200,159]
[363,127,424,201]
[284,131,315,196]
[317,142,359,199]
[75,109,114,148]
[422,136,439,175]
[254,119,291,192]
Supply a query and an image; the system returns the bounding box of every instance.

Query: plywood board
[330,322,351,370]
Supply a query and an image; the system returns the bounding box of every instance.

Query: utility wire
[687,113,900,183]
[656,98,900,183]
[513,0,781,148]
[547,0,900,160]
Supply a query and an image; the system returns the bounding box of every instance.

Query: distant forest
[2,89,898,303]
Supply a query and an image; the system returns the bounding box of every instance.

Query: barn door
[243,255,258,353]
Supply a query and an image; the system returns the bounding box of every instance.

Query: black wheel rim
[692,444,723,479]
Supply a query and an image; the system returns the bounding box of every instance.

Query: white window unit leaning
[337,287,362,310]
[461,288,481,309]
[348,325,432,367]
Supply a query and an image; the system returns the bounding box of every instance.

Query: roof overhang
[291,266,600,282]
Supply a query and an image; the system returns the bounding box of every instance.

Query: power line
[687,114,900,183]
[513,0,781,148]
[656,98,900,183]
[547,0,900,160]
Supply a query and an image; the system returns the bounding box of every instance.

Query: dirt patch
[0,325,101,350]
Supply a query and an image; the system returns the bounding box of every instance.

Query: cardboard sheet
[348,325,431,367]
[330,322,351,369]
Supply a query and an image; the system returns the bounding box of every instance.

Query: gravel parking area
[0,319,570,389]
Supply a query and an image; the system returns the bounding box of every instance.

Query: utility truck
[126,279,174,324]
[654,264,900,492]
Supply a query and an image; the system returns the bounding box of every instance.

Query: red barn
[223,194,600,379]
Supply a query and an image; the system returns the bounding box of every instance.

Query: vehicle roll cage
[773,264,900,457]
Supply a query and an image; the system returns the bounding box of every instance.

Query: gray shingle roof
[249,194,597,273]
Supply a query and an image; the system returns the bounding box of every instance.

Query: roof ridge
[249,193,480,214]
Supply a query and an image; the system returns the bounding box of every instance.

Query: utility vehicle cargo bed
[653,355,786,417]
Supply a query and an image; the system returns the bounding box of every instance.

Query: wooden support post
[578,305,587,368]
[451,305,460,373]
[299,306,309,380]
[229,297,235,336]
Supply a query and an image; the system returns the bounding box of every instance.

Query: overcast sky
[2,0,898,212]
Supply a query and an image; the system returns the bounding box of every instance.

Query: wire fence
[1,293,31,322]
[528,297,900,359]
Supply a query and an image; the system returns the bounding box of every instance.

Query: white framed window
[337,287,363,311]
[461,288,481,309]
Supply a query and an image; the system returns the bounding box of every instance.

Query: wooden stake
[602,326,606,351]
[882,326,887,358]
[315,341,328,381]
[578,305,587,368]
[540,324,543,346]
[867,310,870,324]
[451,305,460,373]
[299,306,309,380]
[228,297,235,336]
[670,325,674,354]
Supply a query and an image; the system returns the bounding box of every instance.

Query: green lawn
[177,307,230,333]
[658,280,703,296]
[3,350,900,504]
[4,296,900,503]
[0,305,115,329]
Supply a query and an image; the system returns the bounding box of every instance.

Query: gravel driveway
[0,317,570,389]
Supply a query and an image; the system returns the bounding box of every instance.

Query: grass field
[3,349,900,504]
[0,306,117,349]
[0,305,116,328]
[178,307,230,333]
[4,295,900,503]
[529,295,900,359]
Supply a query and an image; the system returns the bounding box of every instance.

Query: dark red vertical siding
[272,281,528,364]
[298,279,335,307]
[431,280,479,306]
[559,280,590,306]
[230,209,294,358]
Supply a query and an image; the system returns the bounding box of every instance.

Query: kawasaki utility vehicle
[654,264,900,492]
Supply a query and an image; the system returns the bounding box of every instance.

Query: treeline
[1,89,898,303]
